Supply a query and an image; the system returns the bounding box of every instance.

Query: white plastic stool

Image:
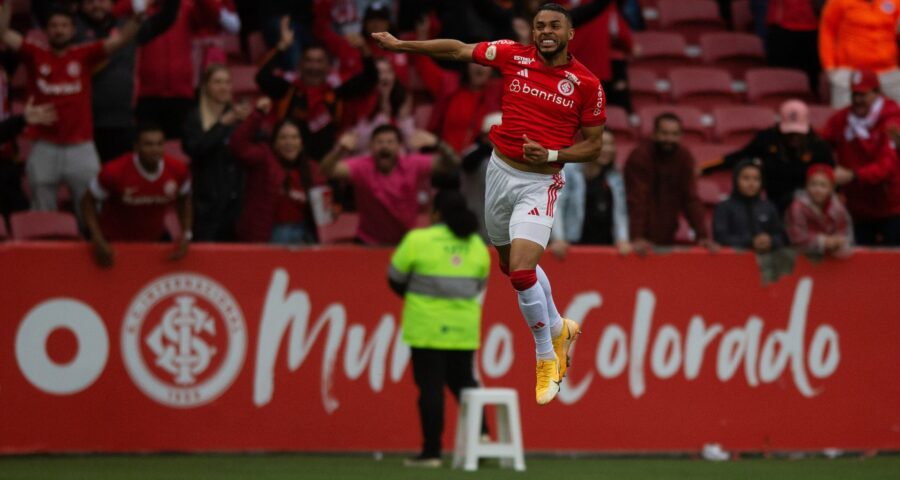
[452,387,526,471]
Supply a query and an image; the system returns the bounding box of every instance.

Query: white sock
[517,282,555,360]
[536,265,563,338]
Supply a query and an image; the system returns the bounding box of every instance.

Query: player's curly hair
[535,2,572,25]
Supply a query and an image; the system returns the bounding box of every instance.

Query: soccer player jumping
[373,3,606,405]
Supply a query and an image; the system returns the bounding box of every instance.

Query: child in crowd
[713,158,787,253]
[785,164,854,257]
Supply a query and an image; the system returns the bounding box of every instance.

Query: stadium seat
[230,64,259,98]
[637,105,710,145]
[745,68,815,109]
[669,67,739,111]
[627,67,663,109]
[165,141,189,164]
[247,32,268,64]
[713,106,777,144]
[731,0,753,31]
[697,176,727,205]
[10,211,81,240]
[631,32,690,76]
[605,106,638,141]
[222,34,242,61]
[317,213,359,244]
[690,143,741,170]
[807,105,837,131]
[615,140,637,169]
[699,32,766,78]
[657,0,726,44]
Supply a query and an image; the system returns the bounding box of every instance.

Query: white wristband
[547,149,559,163]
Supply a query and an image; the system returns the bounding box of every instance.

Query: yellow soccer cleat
[552,318,582,380]
[535,355,561,405]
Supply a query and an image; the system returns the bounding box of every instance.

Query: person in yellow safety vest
[388,189,491,469]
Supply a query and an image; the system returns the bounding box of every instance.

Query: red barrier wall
[1,243,899,454]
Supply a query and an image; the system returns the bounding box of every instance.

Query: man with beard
[625,112,714,255]
[371,3,606,406]
[319,125,460,246]
[0,1,143,221]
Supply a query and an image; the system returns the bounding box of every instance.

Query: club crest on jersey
[39,64,51,76]
[122,273,247,408]
[485,45,497,61]
[164,180,178,197]
[557,79,575,96]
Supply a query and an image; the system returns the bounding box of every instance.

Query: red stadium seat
[605,106,637,141]
[697,176,727,205]
[222,34,242,61]
[731,0,753,32]
[699,32,766,78]
[230,64,259,98]
[713,106,777,144]
[615,140,636,169]
[669,67,739,111]
[745,68,815,108]
[657,0,726,44]
[627,67,663,109]
[631,32,689,76]
[638,105,710,145]
[317,213,359,244]
[690,143,741,170]
[10,211,81,240]
[807,105,837,131]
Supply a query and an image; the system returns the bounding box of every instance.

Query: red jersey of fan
[90,153,191,242]
[19,40,106,144]
[472,40,606,166]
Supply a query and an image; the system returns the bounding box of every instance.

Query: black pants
[854,216,900,246]
[94,126,134,163]
[135,97,195,141]
[411,348,486,458]
[766,26,821,94]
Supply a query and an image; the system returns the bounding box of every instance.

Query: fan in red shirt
[0,0,144,219]
[82,124,193,268]
[372,3,606,407]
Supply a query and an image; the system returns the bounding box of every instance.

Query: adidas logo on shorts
[527,208,540,216]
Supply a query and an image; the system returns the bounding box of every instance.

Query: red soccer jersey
[19,40,106,144]
[472,40,606,165]
[90,153,191,242]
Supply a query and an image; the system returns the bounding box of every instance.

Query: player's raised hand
[371,32,402,51]
[522,134,549,164]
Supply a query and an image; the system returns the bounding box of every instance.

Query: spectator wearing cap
[0,1,144,222]
[820,0,900,107]
[256,17,377,161]
[712,158,788,253]
[702,99,834,214]
[765,0,824,92]
[821,70,900,245]
[34,0,182,163]
[319,125,461,246]
[625,113,716,254]
[785,164,854,257]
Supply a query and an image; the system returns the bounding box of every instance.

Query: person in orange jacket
[819,0,900,108]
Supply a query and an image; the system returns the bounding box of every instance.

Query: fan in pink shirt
[319,125,461,245]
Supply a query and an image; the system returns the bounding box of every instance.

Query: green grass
[0,454,897,480]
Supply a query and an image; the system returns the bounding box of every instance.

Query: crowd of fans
[1,0,899,267]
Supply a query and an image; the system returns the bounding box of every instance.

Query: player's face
[135,131,165,170]
[532,10,573,61]
[299,48,331,86]
[807,174,833,206]
[274,123,303,162]
[81,0,113,22]
[46,14,76,50]
[851,90,878,118]
[653,119,683,154]
[736,166,762,198]
[205,69,233,105]
[371,131,401,171]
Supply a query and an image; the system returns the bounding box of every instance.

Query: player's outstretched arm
[371,32,475,62]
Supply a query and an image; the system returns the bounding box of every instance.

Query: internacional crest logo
[122,273,247,408]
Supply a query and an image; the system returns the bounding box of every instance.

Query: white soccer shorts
[484,150,565,247]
